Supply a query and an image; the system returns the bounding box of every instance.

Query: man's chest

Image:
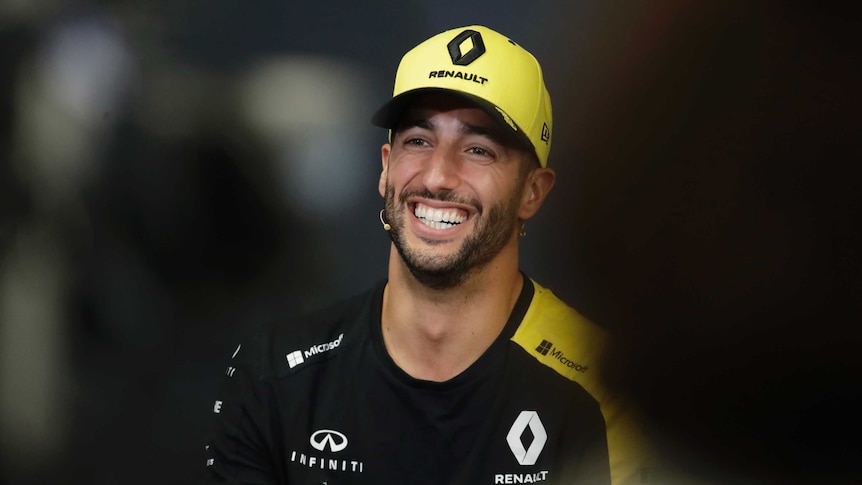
[269,348,590,485]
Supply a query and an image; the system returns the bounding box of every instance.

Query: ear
[379,143,391,198]
[518,167,555,220]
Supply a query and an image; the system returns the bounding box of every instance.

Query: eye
[404,137,429,147]
[467,146,493,157]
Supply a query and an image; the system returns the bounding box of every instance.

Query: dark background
[1,1,859,484]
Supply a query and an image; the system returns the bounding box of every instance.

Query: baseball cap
[371,25,553,167]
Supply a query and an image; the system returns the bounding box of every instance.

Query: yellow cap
[371,25,553,167]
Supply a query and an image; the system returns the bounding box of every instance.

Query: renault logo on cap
[447,29,485,66]
[310,429,349,453]
[506,411,547,465]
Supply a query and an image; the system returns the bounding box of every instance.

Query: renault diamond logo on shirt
[447,29,485,66]
[310,429,349,453]
[506,411,547,466]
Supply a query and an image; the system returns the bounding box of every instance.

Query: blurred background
[0,1,859,484]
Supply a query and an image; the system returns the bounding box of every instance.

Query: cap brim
[371,88,534,154]
[373,88,512,128]
[371,88,535,162]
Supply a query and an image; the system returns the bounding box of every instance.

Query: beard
[383,183,523,290]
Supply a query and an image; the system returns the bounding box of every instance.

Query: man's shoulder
[513,280,658,485]
[511,279,609,386]
[228,283,383,379]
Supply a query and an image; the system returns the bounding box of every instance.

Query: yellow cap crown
[372,25,553,167]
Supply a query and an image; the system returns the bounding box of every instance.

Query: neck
[381,243,523,382]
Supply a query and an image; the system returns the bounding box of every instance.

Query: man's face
[378,94,533,289]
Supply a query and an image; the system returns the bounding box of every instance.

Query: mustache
[398,186,483,214]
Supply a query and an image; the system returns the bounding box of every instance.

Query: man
[204,25,650,484]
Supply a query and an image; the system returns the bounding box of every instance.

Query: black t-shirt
[204,276,611,484]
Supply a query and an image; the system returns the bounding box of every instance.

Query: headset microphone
[379,209,391,231]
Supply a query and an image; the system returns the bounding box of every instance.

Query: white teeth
[414,203,467,229]
[426,220,455,230]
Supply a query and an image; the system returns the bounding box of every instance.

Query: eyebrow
[396,117,495,137]
[460,122,492,137]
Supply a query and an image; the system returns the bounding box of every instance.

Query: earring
[519,223,527,237]
[379,209,391,231]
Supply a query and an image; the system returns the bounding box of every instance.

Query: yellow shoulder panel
[511,280,657,485]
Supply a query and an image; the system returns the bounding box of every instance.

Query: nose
[422,144,461,193]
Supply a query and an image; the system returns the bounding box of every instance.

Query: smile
[414,203,468,230]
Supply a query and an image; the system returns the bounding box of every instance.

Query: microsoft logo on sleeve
[535,340,553,356]
[534,339,589,373]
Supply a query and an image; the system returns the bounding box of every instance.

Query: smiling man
[375,91,555,382]
[380,92,545,287]
[204,25,651,485]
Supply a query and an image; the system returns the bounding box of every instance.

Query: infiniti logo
[310,429,349,453]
